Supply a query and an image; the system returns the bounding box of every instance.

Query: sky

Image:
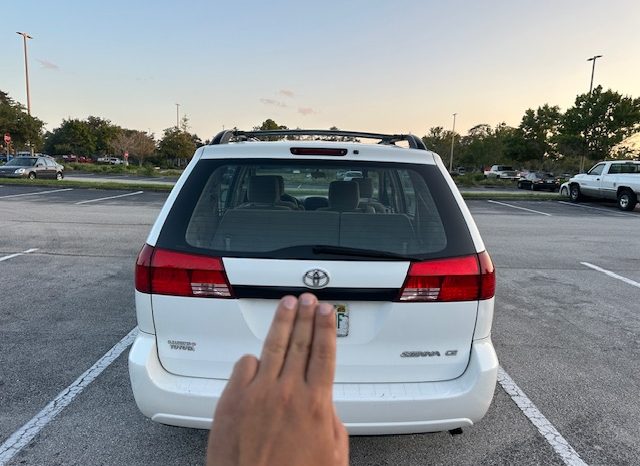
[2,0,640,141]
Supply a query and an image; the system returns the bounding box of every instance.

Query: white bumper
[128,332,498,435]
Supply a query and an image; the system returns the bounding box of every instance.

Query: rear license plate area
[334,304,349,337]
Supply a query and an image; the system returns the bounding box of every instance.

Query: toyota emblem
[302,269,330,289]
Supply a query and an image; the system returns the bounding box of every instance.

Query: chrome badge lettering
[401,350,458,358]
[168,340,197,352]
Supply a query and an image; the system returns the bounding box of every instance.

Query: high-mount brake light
[397,252,495,302]
[134,245,233,298]
[290,147,348,156]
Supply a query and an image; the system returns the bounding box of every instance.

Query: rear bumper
[128,332,498,435]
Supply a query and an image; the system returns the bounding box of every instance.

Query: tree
[253,119,288,140]
[557,86,640,163]
[157,127,197,167]
[0,90,45,153]
[422,126,458,161]
[43,118,97,155]
[110,129,156,166]
[86,116,120,155]
[518,104,561,167]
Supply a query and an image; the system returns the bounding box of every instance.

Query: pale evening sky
[2,0,639,141]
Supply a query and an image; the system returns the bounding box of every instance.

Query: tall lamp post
[587,55,603,94]
[449,113,457,173]
[16,32,33,155]
[176,103,181,129]
[583,55,603,172]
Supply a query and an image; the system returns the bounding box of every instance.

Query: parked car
[129,129,498,435]
[0,156,64,180]
[568,160,640,211]
[517,172,560,191]
[96,156,123,164]
[341,170,363,181]
[484,165,519,180]
[559,181,570,197]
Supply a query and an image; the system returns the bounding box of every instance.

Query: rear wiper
[311,245,421,261]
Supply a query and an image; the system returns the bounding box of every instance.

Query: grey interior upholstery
[355,178,386,213]
[319,181,360,212]
[208,209,418,254]
[237,176,292,210]
[211,210,340,251]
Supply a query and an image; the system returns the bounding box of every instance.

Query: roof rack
[209,129,427,150]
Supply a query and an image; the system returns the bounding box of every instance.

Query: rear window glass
[157,159,475,260]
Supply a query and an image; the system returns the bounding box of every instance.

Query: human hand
[206,293,349,466]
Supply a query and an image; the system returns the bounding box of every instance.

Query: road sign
[4,133,10,143]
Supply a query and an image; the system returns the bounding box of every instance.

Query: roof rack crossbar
[209,129,426,150]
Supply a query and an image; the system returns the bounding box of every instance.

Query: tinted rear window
[157,159,475,260]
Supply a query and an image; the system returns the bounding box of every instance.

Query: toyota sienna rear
[129,129,498,435]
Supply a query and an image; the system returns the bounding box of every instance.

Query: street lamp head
[16,32,33,39]
[587,54,603,61]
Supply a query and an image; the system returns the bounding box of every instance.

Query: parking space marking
[0,248,39,262]
[557,201,628,217]
[581,262,640,289]
[487,200,552,216]
[0,327,138,465]
[498,367,587,466]
[75,190,144,205]
[0,188,73,199]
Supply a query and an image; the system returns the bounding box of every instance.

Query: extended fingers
[280,293,317,380]
[306,303,337,389]
[256,295,297,380]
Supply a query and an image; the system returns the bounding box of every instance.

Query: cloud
[37,59,59,70]
[298,107,316,116]
[260,98,288,108]
[279,89,295,98]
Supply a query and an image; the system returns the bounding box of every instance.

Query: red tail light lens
[397,252,495,302]
[134,245,233,298]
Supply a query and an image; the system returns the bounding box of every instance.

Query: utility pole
[176,103,180,130]
[16,32,33,155]
[449,113,457,173]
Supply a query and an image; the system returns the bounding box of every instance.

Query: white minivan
[129,129,498,435]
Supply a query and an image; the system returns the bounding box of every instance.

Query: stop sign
[3,133,10,143]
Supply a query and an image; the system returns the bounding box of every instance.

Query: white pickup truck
[569,160,640,211]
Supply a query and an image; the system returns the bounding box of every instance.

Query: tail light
[397,252,495,302]
[135,245,233,298]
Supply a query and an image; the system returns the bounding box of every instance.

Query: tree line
[2,86,639,170]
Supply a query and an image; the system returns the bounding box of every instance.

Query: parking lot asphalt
[0,185,639,465]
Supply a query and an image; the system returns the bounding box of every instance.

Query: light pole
[449,113,457,173]
[587,55,603,94]
[176,103,180,129]
[16,32,33,155]
[582,55,602,172]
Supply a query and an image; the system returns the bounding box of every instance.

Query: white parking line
[0,188,73,199]
[557,201,628,216]
[75,190,144,205]
[498,367,587,466]
[487,200,552,216]
[0,327,139,465]
[0,248,39,262]
[581,262,640,289]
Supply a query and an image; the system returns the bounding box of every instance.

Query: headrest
[355,178,373,198]
[328,181,360,211]
[248,176,280,203]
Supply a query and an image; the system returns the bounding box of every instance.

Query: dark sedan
[517,172,559,191]
[0,156,64,180]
